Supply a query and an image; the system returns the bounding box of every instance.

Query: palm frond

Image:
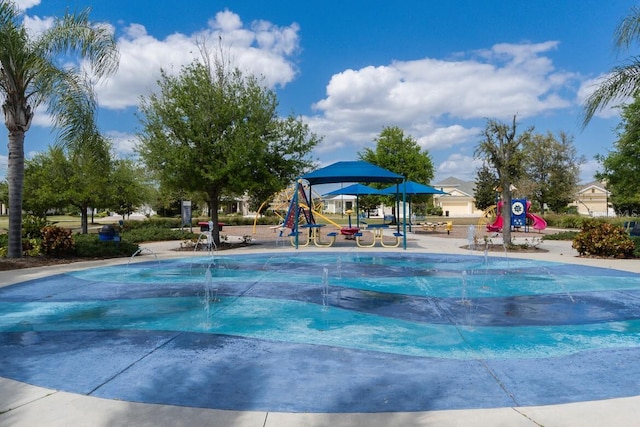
[34,7,119,78]
[614,6,640,51]
[581,60,640,128]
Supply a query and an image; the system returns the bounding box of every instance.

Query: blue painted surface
[1,252,640,412]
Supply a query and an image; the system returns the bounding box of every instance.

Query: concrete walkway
[2,230,640,426]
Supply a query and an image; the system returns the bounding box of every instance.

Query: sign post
[181,200,192,232]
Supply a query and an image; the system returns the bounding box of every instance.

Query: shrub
[632,236,640,259]
[543,231,579,241]
[123,217,182,230]
[121,226,196,243]
[0,234,40,257]
[73,233,139,258]
[22,238,40,256]
[40,226,74,256]
[543,214,585,229]
[22,215,47,239]
[572,219,635,258]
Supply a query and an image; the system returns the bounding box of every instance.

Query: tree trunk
[7,129,25,258]
[501,185,512,246]
[80,204,89,234]
[206,192,222,245]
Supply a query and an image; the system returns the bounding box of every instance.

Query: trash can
[98,224,117,241]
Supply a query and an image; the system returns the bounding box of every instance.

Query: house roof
[576,181,609,195]
[433,176,475,198]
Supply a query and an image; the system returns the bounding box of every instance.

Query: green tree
[0,1,119,257]
[67,137,112,233]
[519,131,584,214]
[595,95,640,214]
[475,116,532,246]
[474,163,499,211]
[582,6,640,126]
[108,159,152,221]
[359,126,435,219]
[137,51,319,244]
[360,126,434,183]
[23,146,68,217]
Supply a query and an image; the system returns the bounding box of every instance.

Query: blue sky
[1,0,638,184]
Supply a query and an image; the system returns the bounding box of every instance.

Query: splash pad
[1,252,640,412]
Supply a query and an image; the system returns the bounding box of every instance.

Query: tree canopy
[137,50,319,243]
[596,95,640,214]
[359,126,434,183]
[519,131,584,214]
[359,126,435,218]
[475,116,532,245]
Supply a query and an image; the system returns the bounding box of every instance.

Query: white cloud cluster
[13,0,40,11]
[96,10,300,110]
[310,41,584,179]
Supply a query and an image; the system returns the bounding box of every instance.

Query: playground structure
[253,181,357,244]
[481,199,547,233]
[253,180,404,247]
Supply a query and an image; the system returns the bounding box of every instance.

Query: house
[323,195,357,214]
[571,181,614,217]
[432,177,484,217]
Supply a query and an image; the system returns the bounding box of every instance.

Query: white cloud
[22,14,53,36]
[416,124,481,151]
[308,41,578,173]
[106,131,139,156]
[14,0,40,11]
[95,10,300,110]
[436,154,484,181]
[579,158,601,183]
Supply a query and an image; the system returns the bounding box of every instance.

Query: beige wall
[434,196,484,217]
[572,187,612,217]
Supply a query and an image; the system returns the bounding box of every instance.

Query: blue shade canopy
[381,180,447,195]
[323,183,384,196]
[301,161,403,185]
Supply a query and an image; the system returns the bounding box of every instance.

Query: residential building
[433,177,484,217]
[571,181,614,217]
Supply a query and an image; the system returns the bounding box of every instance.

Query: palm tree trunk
[7,129,25,258]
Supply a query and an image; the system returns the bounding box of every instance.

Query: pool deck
[2,229,640,426]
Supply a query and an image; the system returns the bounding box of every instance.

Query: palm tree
[0,1,119,257]
[582,6,640,126]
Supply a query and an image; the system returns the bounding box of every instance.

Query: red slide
[486,215,503,232]
[527,213,547,230]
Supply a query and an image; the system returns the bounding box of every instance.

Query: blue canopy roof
[323,183,384,196]
[301,161,403,185]
[381,180,447,195]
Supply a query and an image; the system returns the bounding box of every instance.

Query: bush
[631,236,640,258]
[121,226,196,243]
[73,233,139,258]
[0,234,41,257]
[543,231,579,241]
[543,214,585,229]
[426,206,443,216]
[123,217,182,230]
[40,226,74,256]
[572,219,635,258]
[22,215,47,239]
